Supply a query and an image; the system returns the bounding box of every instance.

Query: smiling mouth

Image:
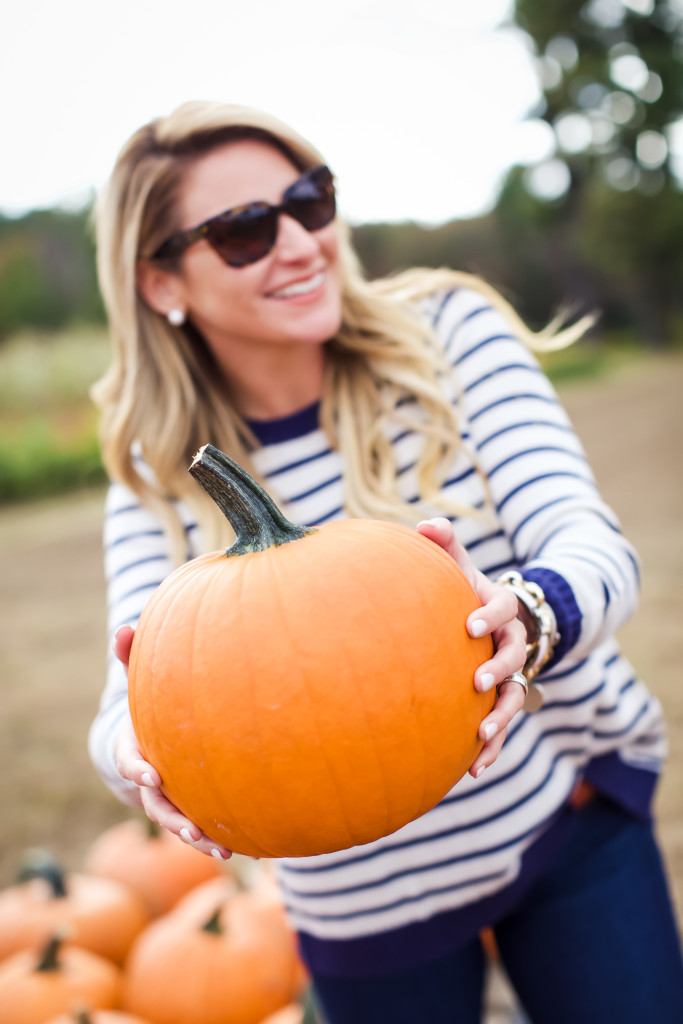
[269,271,325,299]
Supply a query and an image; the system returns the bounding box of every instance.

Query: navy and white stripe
[88,287,666,974]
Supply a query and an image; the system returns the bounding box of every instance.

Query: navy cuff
[522,567,581,671]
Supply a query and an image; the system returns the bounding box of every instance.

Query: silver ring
[496,671,529,697]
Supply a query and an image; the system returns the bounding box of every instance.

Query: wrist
[496,570,560,680]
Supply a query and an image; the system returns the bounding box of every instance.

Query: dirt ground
[0,353,681,939]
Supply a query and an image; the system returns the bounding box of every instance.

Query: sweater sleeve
[87,481,183,805]
[433,289,641,667]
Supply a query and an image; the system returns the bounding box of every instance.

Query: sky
[1,0,555,225]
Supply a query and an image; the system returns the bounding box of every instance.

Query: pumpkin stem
[190,444,316,557]
[36,932,64,973]
[202,906,224,935]
[17,849,67,898]
[144,816,161,840]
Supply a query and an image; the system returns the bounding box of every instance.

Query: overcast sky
[2,0,554,224]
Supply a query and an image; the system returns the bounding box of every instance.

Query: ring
[496,671,529,697]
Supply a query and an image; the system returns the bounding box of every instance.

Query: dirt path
[1,354,681,934]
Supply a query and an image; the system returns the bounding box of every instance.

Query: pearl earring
[167,309,186,326]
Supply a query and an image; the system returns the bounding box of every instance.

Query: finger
[466,586,520,641]
[470,678,527,777]
[416,518,479,589]
[474,620,527,693]
[470,726,508,778]
[140,787,232,861]
[115,721,162,789]
[113,624,135,668]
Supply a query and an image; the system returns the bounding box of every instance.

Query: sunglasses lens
[207,205,278,268]
[286,167,336,231]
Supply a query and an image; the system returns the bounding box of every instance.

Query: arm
[438,290,640,665]
[88,481,232,859]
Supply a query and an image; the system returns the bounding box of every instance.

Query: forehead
[176,139,302,228]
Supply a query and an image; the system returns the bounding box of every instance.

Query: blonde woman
[89,101,683,1024]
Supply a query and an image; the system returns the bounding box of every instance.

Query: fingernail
[141,772,155,787]
[479,673,495,692]
[470,619,487,637]
[473,764,486,778]
[180,828,195,843]
[483,722,498,740]
[211,848,227,860]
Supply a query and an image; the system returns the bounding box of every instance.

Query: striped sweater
[89,286,666,977]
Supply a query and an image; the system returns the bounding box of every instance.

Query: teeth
[274,272,324,298]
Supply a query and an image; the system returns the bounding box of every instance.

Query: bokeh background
[1,1,681,1018]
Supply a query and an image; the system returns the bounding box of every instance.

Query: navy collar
[246,400,321,445]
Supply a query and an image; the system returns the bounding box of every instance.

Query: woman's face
[158,139,343,367]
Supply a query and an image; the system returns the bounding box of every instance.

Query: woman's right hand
[113,625,233,862]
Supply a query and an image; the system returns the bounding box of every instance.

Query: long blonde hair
[93,101,591,563]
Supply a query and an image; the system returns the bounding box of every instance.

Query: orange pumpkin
[83,817,224,918]
[0,933,122,1024]
[123,897,302,1024]
[45,1010,151,1024]
[171,874,308,999]
[128,445,494,858]
[0,850,148,965]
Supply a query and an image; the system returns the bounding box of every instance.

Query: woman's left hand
[417,517,528,779]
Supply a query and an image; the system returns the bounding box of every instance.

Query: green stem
[18,849,67,898]
[36,933,63,972]
[202,906,224,935]
[189,444,315,557]
[144,816,161,840]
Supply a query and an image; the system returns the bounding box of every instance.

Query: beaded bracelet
[496,570,560,681]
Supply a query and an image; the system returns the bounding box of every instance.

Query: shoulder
[420,286,533,368]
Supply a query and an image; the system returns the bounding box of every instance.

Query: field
[0,349,681,945]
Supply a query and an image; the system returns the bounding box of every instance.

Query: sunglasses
[151,164,336,268]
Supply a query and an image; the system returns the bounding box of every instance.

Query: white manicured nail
[483,722,498,740]
[180,828,194,843]
[470,619,487,637]
[480,673,496,692]
[141,772,155,787]
[211,848,225,860]
[474,765,486,778]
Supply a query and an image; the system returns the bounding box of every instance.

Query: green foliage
[508,0,683,342]
[0,206,104,341]
[0,327,109,504]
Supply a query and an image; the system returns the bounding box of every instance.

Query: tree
[509,0,683,342]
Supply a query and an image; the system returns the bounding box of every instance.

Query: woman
[89,101,683,1023]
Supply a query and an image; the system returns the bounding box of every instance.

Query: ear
[136,260,185,316]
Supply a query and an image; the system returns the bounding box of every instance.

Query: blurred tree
[509,0,683,342]
[0,207,104,340]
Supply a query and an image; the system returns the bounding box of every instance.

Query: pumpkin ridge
[143,565,208,800]
[269,543,365,853]
[296,535,396,845]
[198,563,276,857]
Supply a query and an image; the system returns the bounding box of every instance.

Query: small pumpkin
[0,850,148,965]
[83,816,224,918]
[123,899,301,1024]
[0,932,122,1024]
[128,445,494,859]
[44,1009,151,1024]
[171,874,308,1000]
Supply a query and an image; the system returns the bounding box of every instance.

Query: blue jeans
[310,796,683,1024]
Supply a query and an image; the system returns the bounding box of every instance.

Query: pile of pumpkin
[0,815,317,1024]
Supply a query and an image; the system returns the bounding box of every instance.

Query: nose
[274,213,320,262]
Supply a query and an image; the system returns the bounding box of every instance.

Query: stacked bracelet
[496,570,560,681]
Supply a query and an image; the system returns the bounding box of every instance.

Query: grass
[0,326,110,503]
[0,322,674,505]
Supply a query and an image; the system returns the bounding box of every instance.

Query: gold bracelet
[496,570,560,681]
